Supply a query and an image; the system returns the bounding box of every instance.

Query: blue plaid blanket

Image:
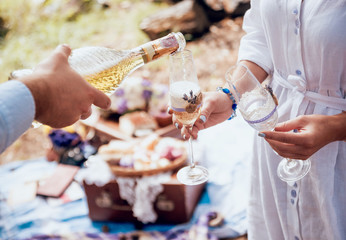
[0,118,251,240]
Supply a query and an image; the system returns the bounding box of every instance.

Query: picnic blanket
[0,117,253,239]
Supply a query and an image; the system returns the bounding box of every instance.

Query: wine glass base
[177,165,209,185]
[277,158,311,182]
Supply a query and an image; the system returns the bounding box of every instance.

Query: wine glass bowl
[237,85,278,132]
[226,64,311,183]
[169,49,209,185]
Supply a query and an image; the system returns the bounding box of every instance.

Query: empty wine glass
[169,49,209,185]
[225,64,311,182]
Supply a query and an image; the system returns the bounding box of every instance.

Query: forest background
[0,0,245,164]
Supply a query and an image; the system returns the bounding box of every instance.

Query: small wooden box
[83,175,205,224]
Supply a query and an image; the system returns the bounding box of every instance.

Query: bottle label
[140,34,179,63]
[141,42,157,63]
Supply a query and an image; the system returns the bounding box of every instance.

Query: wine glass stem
[187,126,195,168]
[286,158,296,168]
[189,136,196,168]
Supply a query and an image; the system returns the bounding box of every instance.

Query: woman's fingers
[170,91,234,140]
[260,130,306,145]
[260,130,313,159]
[265,138,311,160]
[274,117,304,132]
[180,126,190,140]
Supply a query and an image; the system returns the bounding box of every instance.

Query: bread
[119,111,158,137]
[140,134,160,151]
[98,140,135,165]
[99,140,135,154]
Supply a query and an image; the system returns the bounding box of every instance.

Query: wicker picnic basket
[106,152,187,177]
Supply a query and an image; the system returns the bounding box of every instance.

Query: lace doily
[116,172,171,223]
[78,156,173,223]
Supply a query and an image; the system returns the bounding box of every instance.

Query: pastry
[119,111,158,137]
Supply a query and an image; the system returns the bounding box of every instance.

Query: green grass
[0,0,168,82]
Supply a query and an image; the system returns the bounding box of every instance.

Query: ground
[0,17,245,166]
[0,6,248,239]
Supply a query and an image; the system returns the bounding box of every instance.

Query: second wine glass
[226,64,311,182]
[169,49,209,185]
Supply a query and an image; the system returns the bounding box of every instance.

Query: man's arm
[0,80,35,153]
[1,44,111,154]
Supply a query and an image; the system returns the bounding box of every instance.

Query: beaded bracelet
[216,87,237,120]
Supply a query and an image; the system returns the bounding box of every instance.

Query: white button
[295,19,300,28]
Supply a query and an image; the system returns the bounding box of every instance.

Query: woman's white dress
[237,0,346,239]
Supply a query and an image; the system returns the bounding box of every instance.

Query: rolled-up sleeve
[0,80,35,153]
[238,0,273,75]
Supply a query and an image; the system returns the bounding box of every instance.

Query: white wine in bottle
[10,32,186,94]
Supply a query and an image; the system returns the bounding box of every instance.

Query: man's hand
[19,44,111,128]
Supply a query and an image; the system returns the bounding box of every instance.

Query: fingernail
[199,115,206,123]
[183,134,186,140]
[175,122,179,129]
[258,133,266,138]
[106,99,111,109]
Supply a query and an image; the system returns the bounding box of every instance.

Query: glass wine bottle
[9,32,186,94]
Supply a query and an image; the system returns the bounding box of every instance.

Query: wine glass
[169,49,209,185]
[225,64,311,182]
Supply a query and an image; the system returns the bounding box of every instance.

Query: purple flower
[48,129,81,148]
[114,88,125,97]
[141,79,152,87]
[142,89,152,100]
[117,99,128,114]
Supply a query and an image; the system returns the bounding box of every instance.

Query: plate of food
[97,134,187,177]
[80,77,181,141]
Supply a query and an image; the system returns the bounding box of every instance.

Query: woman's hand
[260,112,346,160]
[170,91,234,140]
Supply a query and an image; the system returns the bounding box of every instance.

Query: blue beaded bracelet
[216,87,237,120]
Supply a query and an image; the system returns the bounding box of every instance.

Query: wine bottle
[10,32,186,94]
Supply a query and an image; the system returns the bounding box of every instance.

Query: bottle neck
[135,32,186,64]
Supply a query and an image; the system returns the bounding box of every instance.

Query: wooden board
[81,118,182,141]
